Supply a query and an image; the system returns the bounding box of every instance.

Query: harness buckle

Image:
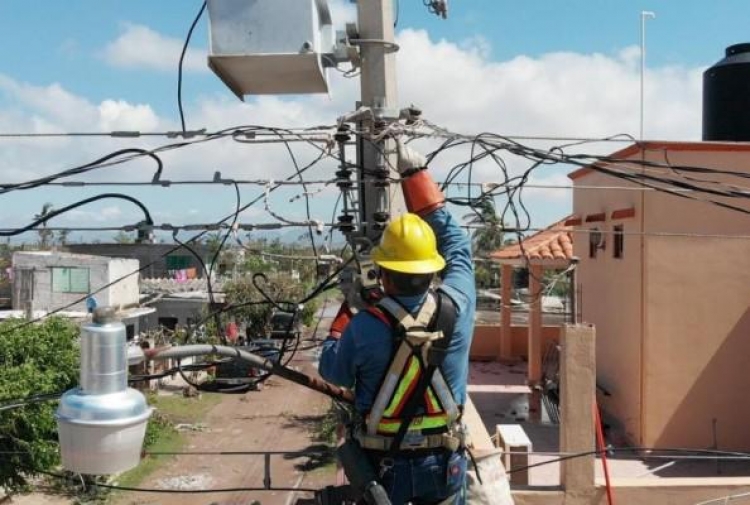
[378,457,394,478]
[401,430,428,449]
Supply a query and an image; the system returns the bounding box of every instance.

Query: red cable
[594,402,615,505]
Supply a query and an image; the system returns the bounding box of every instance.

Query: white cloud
[0,76,97,128]
[102,23,207,73]
[98,100,160,131]
[395,30,702,140]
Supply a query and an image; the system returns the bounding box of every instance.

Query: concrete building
[569,141,750,451]
[66,243,210,279]
[140,277,225,331]
[12,251,140,313]
[150,294,211,331]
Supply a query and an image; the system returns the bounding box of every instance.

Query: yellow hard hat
[371,213,446,274]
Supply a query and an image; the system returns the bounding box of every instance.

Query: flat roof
[568,141,750,180]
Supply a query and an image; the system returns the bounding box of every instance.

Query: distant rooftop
[13,250,134,262]
[490,218,574,262]
[140,277,224,295]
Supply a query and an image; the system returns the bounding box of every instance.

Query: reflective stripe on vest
[365,293,459,438]
[382,355,442,418]
[375,413,453,435]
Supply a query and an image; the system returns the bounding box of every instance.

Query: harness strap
[378,294,438,334]
[366,343,413,436]
[364,290,459,447]
[384,291,458,456]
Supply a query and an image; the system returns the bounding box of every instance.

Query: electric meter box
[207,0,333,97]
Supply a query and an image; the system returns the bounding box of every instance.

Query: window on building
[614,225,624,259]
[589,228,603,259]
[52,267,90,293]
[166,255,191,270]
[158,317,178,331]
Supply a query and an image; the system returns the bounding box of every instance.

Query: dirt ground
[111,347,337,505]
[6,341,337,505]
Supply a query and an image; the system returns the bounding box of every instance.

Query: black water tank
[703,43,750,141]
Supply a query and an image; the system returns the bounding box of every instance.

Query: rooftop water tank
[207,0,334,98]
[703,43,750,141]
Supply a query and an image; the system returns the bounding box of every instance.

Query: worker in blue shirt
[319,142,476,505]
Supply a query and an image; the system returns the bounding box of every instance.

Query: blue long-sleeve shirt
[319,207,476,413]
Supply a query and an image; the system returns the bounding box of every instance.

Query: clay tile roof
[489,217,574,262]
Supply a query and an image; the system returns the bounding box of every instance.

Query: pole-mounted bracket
[323,23,362,69]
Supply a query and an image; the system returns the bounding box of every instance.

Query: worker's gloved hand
[396,139,428,176]
[397,139,444,215]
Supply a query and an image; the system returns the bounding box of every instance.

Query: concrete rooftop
[468,361,750,487]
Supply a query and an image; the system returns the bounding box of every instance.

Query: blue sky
[0,1,748,243]
[1,1,746,115]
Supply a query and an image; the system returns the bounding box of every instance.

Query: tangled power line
[3,122,750,307]
[5,109,750,503]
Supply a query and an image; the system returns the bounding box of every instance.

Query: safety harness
[356,290,463,453]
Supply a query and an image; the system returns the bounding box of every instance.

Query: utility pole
[356,0,405,246]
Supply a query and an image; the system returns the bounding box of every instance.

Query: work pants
[367,449,467,505]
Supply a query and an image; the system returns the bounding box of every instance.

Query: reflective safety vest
[364,292,460,439]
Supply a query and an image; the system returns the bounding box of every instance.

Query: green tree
[0,317,79,492]
[244,254,271,275]
[474,263,495,289]
[204,232,224,258]
[113,231,135,244]
[544,269,571,298]
[34,203,55,250]
[465,199,505,256]
[224,276,320,338]
[56,229,70,247]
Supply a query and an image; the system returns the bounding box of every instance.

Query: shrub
[0,317,80,492]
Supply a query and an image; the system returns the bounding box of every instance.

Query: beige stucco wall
[640,148,750,449]
[471,324,560,362]
[575,145,750,450]
[572,170,644,444]
[645,236,750,449]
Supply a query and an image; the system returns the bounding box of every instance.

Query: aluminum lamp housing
[56,308,152,475]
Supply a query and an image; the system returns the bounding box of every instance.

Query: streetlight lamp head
[56,308,152,475]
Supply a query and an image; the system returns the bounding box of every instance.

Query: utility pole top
[356,0,404,247]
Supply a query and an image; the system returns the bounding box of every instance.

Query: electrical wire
[0,128,648,144]
[0,392,64,412]
[206,180,242,344]
[12,124,750,346]
[169,230,223,349]
[0,148,163,195]
[177,1,207,134]
[0,133,332,336]
[31,467,318,494]
[274,128,322,267]
[0,193,153,238]
[153,255,350,389]
[504,446,750,475]
[0,126,333,202]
